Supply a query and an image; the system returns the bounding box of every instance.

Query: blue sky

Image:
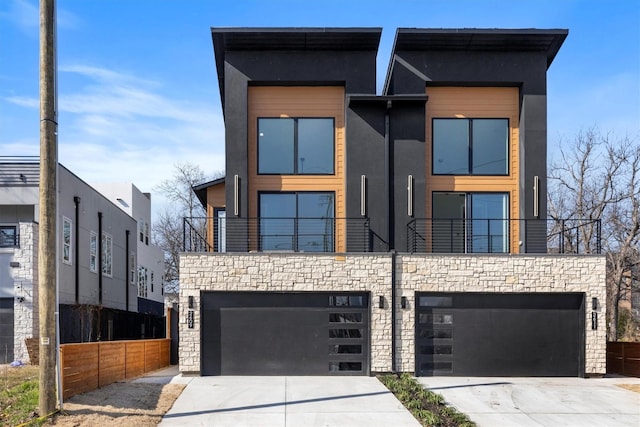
[1,0,639,212]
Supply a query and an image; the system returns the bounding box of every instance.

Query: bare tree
[153,162,222,302]
[549,129,640,340]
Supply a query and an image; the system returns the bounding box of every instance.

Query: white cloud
[0,0,80,35]
[3,63,225,218]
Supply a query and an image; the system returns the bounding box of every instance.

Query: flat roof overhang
[212,27,382,112]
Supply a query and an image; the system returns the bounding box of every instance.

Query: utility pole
[39,0,57,416]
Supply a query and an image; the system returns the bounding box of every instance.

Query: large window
[432,192,509,253]
[259,192,334,252]
[432,118,508,175]
[62,217,72,264]
[102,232,112,277]
[258,118,334,174]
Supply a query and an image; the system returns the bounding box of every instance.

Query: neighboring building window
[432,192,509,253]
[258,118,334,174]
[102,232,112,277]
[432,118,508,175]
[259,192,334,252]
[129,253,136,284]
[138,266,148,298]
[62,217,72,264]
[89,231,98,273]
[139,219,145,243]
[145,222,150,245]
[151,271,154,293]
[0,225,18,248]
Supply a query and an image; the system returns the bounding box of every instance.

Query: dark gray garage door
[0,298,14,363]
[415,292,585,377]
[201,292,369,376]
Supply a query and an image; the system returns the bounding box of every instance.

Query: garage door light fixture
[401,296,408,309]
[591,297,597,311]
[378,295,385,309]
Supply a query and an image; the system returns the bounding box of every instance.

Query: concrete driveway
[159,375,419,427]
[418,376,640,427]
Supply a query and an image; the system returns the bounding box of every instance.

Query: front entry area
[415,292,585,377]
[201,292,369,376]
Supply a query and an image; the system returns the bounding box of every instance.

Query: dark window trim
[431,117,510,176]
[0,225,18,248]
[258,191,336,252]
[257,117,336,176]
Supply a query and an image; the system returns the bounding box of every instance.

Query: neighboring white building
[91,183,165,316]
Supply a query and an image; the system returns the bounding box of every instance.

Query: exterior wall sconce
[360,175,367,216]
[378,295,385,309]
[188,296,194,309]
[533,175,540,218]
[401,296,408,309]
[234,174,240,216]
[592,297,598,310]
[407,175,414,217]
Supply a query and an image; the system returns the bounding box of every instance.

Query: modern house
[91,183,165,316]
[0,157,164,363]
[179,27,606,377]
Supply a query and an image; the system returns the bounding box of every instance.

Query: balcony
[407,218,601,254]
[182,217,601,254]
[183,217,371,253]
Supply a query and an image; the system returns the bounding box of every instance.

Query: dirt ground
[44,381,185,426]
[618,383,640,393]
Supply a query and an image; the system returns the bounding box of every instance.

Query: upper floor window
[258,118,334,175]
[432,118,508,175]
[102,232,112,277]
[0,225,18,248]
[89,231,98,273]
[62,217,72,264]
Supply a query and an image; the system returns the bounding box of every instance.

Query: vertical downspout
[73,196,80,303]
[385,100,398,372]
[98,212,103,305]
[384,100,392,250]
[125,229,130,312]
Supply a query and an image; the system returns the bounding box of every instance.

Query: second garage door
[415,292,585,377]
[201,292,369,376]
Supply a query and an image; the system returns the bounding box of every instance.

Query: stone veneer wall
[179,252,606,375]
[397,254,607,375]
[13,222,39,363]
[179,253,392,374]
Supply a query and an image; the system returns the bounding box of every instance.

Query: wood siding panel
[426,87,521,253]
[248,87,346,251]
[60,339,170,401]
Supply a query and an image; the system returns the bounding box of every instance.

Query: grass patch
[0,365,46,426]
[378,373,475,427]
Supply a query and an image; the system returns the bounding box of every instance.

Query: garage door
[415,292,585,377]
[0,298,14,364]
[201,292,369,376]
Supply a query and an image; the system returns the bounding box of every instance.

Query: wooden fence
[607,341,640,377]
[60,338,170,400]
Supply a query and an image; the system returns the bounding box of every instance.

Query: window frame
[89,231,98,273]
[62,216,72,265]
[431,117,510,176]
[257,117,335,175]
[0,225,18,248]
[258,191,336,252]
[431,191,510,253]
[101,232,113,277]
